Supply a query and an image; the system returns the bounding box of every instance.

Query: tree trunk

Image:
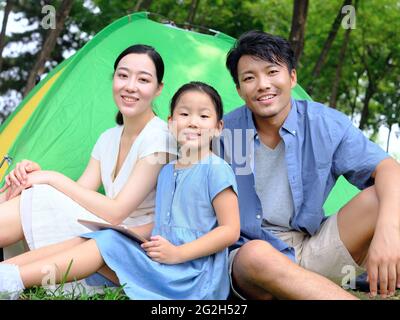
[308,0,352,94]
[23,0,74,97]
[187,0,200,25]
[329,26,352,108]
[350,80,359,120]
[386,123,392,152]
[289,0,309,65]
[358,52,393,130]
[359,79,374,130]
[133,0,144,11]
[132,0,152,12]
[0,0,13,72]
[141,0,153,10]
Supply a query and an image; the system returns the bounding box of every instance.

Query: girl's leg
[4,237,120,285]
[3,237,86,266]
[0,196,24,247]
[97,265,120,285]
[18,239,105,288]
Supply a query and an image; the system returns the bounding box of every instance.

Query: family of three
[0,30,399,300]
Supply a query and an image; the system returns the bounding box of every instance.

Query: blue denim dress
[82,154,237,299]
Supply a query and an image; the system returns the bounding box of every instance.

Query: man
[219,30,400,299]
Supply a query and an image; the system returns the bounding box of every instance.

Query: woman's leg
[3,237,85,266]
[17,239,105,288]
[0,192,7,204]
[0,196,24,247]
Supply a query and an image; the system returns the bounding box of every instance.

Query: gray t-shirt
[254,139,294,233]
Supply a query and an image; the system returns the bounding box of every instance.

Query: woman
[0,44,177,289]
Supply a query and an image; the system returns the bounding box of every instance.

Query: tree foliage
[0,0,399,150]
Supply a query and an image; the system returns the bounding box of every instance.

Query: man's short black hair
[226,30,296,86]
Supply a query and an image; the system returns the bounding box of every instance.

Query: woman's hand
[2,170,53,200]
[5,183,26,201]
[141,235,183,264]
[0,160,41,194]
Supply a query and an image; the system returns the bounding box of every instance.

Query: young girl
[0,44,177,284]
[0,81,240,300]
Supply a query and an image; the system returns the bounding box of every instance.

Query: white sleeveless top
[91,116,178,226]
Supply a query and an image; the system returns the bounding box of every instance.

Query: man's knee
[339,185,379,231]
[358,186,379,212]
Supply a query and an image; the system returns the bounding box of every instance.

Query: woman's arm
[75,157,102,190]
[1,157,102,200]
[142,187,240,264]
[129,222,154,241]
[0,160,41,195]
[25,153,168,225]
[3,157,103,200]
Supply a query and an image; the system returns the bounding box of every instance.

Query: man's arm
[367,157,400,296]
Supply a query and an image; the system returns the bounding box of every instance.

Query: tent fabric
[0,67,66,178]
[0,12,358,215]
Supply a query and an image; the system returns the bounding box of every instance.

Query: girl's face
[169,90,223,152]
[113,53,163,119]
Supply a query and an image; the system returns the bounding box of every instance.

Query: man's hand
[367,225,400,298]
[141,235,183,264]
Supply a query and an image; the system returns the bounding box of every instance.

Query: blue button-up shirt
[218,98,389,260]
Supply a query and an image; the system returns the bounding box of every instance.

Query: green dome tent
[0,12,358,215]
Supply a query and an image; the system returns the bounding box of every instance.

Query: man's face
[236,55,297,120]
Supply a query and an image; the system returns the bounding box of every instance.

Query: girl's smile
[169,90,222,152]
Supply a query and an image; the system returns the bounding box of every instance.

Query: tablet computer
[78,219,148,244]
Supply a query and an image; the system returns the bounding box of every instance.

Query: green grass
[19,286,400,300]
[348,289,400,300]
[16,260,400,300]
[19,287,400,300]
[19,260,129,300]
[20,284,129,300]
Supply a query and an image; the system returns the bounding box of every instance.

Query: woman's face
[113,53,163,119]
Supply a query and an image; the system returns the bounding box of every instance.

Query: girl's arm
[24,152,168,225]
[143,187,240,264]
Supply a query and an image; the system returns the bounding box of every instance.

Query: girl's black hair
[114,44,164,125]
[226,30,296,86]
[170,81,223,121]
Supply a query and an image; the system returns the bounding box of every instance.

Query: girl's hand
[0,160,41,192]
[141,235,183,264]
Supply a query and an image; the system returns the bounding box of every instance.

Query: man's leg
[337,186,379,266]
[232,240,357,299]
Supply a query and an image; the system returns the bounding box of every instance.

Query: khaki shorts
[228,214,366,299]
